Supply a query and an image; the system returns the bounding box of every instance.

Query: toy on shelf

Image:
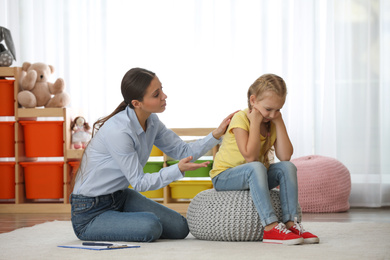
[17,62,70,108]
[0,26,16,67]
[71,116,91,149]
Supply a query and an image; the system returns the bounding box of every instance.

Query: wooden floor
[0,207,389,234]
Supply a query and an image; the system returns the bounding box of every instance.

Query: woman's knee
[169,217,189,239]
[119,212,163,242]
[160,212,189,239]
[141,213,163,242]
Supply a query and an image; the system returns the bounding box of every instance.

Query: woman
[71,67,235,242]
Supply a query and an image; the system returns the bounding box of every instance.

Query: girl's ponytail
[263,121,274,169]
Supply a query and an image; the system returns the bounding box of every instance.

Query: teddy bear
[71,116,92,149]
[17,62,70,108]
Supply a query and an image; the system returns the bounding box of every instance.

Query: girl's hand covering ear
[271,112,283,125]
[247,107,263,124]
[212,110,239,139]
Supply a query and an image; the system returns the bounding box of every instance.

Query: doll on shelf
[71,116,91,149]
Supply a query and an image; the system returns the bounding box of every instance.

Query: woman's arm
[272,114,293,161]
[233,108,262,162]
[176,111,238,172]
[155,111,238,164]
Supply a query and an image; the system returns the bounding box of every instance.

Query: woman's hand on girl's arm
[272,113,294,161]
[178,156,210,173]
[212,110,240,140]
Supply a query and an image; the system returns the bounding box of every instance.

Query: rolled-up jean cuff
[263,216,279,227]
[282,214,300,224]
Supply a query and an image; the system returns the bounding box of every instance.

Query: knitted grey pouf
[187,189,302,241]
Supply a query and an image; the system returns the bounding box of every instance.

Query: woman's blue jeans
[212,161,299,227]
[70,188,189,242]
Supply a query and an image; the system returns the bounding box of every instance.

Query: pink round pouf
[291,155,351,213]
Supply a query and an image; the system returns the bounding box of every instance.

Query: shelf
[0,67,74,211]
[0,67,16,77]
[17,107,67,118]
[67,149,84,159]
[161,202,190,215]
[170,128,215,136]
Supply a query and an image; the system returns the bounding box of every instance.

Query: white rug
[0,221,389,260]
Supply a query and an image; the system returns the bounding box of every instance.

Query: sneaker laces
[274,223,291,234]
[292,217,306,235]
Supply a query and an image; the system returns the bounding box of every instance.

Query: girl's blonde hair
[247,74,287,109]
[247,74,287,168]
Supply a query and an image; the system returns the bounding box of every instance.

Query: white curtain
[1,0,389,207]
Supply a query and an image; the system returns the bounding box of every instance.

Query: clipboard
[58,242,140,250]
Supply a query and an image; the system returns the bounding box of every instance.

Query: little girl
[210,74,319,245]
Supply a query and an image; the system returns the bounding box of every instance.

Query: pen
[82,242,114,247]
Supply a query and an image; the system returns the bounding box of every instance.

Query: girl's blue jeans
[212,161,299,227]
[70,188,189,242]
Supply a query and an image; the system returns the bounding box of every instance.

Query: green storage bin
[129,161,164,199]
[143,161,164,173]
[167,160,213,177]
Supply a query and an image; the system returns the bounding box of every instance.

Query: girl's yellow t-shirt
[209,109,277,179]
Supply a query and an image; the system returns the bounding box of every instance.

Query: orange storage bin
[20,161,64,199]
[68,160,80,183]
[0,162,15,199]
[0,121,15,157]
[68,161,80,175]
[19,121,64,157]
[0,79,15,116]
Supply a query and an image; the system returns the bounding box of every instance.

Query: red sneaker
[289,220,320,244]
[263,223,304,245]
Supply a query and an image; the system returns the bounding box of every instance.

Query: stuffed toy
[71,116,91,149]
[0,26,16,67]
[17,62,70,108]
